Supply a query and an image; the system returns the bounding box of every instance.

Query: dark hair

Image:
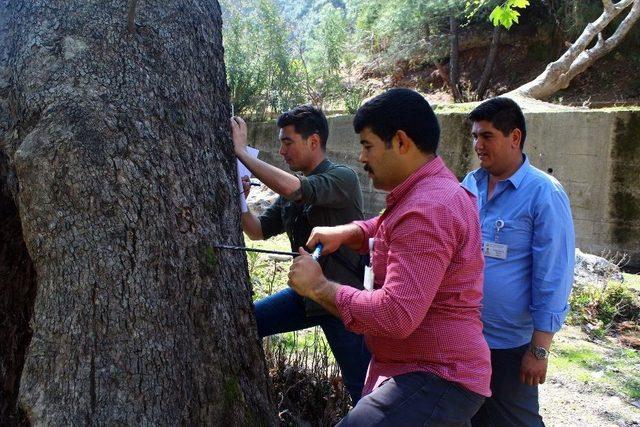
[353,88,440,154]
[276,105,329,150]
[468,97,527,148]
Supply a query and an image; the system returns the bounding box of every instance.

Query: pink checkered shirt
[335,156,491,397]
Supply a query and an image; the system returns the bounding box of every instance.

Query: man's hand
[230,116,249,157]
[307,224,364,255]
[288,248,327,298]
[241,175,252,199]
[288,248,340,316]
[520,350,548,386]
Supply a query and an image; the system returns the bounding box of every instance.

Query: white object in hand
[236,146,259,213]
[363,238,375,291]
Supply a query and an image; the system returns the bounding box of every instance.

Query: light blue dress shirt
[461,155,575,349]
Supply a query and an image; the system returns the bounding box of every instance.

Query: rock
[246,180,279,215]
[574,248,625,287]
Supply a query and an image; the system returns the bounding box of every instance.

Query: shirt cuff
[335,285,359,329]
[530,305,570,333]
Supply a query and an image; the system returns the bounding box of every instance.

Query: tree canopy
[220,0,640,110]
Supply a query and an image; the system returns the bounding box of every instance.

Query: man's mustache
[364,164,373,174]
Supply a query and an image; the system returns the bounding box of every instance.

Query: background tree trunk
[510,0,640,99]
[448,16,464,102]
[475,25,501,101]
[0,0,276,425]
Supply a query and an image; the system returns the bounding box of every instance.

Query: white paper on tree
[237,146,259,213]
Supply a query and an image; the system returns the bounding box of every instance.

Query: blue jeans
[471,344,544,427]
[337,371,485,426]
[254,288,370,404]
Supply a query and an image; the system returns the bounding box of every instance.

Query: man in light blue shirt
[462,97,574,426]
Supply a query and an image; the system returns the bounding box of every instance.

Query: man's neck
[488,154,524,198]
[406,153,435,178]
[301,156,327,176]
[490,154,524,181]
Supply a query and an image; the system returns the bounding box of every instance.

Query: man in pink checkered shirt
[289,88,491,426]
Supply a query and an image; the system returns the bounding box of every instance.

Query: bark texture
[0,1,276,424]
[511,0,640,99]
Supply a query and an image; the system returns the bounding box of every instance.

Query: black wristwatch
[530,345,549,360]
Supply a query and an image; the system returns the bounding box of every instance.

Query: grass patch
[624,273,640,291]
[244,233,293,301]
[245,233,349,424]
[551,339,640,400]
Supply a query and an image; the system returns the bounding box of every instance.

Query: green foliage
[221,0,636,110]
[343,82,369,114]
[300,3,352,106]
[568,281,640,337]
[222,0,358,113]
[467,0,530,29]
[221,0,304,118]
[349,0,473,68]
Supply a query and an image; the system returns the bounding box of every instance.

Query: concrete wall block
[246,109,640,268]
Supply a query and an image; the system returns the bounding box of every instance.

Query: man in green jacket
[231,105,370,404]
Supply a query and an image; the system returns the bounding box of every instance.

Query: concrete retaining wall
[246,109,640,269]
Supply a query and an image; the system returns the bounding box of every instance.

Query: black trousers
[472,344,545,427]
[337,371,485,427]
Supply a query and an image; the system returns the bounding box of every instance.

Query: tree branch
[510,0,639,99]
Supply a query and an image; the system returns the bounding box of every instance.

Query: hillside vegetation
[221,0,640,116]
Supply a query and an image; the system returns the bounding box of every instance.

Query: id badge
[483,241,508,259]
[363,265,374,291]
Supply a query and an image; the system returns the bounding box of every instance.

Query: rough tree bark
[510,0,640,99]
[0,1,276,425]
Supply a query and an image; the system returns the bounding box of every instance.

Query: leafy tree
[467,0,531,29]
[299,3,351,106]
[221,0,304,118]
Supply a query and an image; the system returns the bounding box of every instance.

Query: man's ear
[308,133,322,151]
[510,128,522,149]
[395,130,413,155]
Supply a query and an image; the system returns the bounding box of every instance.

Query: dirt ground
[541,326,640,426]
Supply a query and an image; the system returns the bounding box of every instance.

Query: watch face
[533,346,548,360]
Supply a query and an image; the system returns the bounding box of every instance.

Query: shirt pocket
[498,218,532,252]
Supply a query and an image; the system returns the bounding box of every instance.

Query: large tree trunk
[0,1,276,425]
[510,0,640,100]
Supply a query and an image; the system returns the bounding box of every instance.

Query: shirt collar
[386,156,445,208]
[472,154,530,189]
[307,158,332,176]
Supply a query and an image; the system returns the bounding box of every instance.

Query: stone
[246,180,279,215]
[574,248,625,287]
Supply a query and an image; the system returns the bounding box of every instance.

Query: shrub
[568,281,640,338]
